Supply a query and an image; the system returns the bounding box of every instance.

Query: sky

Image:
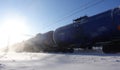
[0,0,120,35]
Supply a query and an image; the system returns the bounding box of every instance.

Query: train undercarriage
[41,40,120,54]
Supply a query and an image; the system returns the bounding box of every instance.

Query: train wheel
[102,45,112,53]
[59,48,74,53]
[102,44,120,54]
[68,48,74,53]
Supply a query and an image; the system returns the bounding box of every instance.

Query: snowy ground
[0,51,120,70]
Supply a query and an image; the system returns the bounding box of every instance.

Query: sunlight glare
[0,13,30,48]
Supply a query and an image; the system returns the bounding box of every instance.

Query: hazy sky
[0,0,120,35]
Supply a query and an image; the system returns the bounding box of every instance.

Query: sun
[0,13,30,48]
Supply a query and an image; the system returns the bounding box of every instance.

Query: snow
[0,52,120,70]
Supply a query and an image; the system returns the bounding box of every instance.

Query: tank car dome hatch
[73,15,88,23]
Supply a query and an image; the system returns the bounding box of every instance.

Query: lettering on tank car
[91,32,99,37]
[59,32,65,41]
[98,26,108,32]
[90,26,108,37]
[59,32,65,36]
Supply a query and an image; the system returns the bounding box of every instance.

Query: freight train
[24,7,120,53]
